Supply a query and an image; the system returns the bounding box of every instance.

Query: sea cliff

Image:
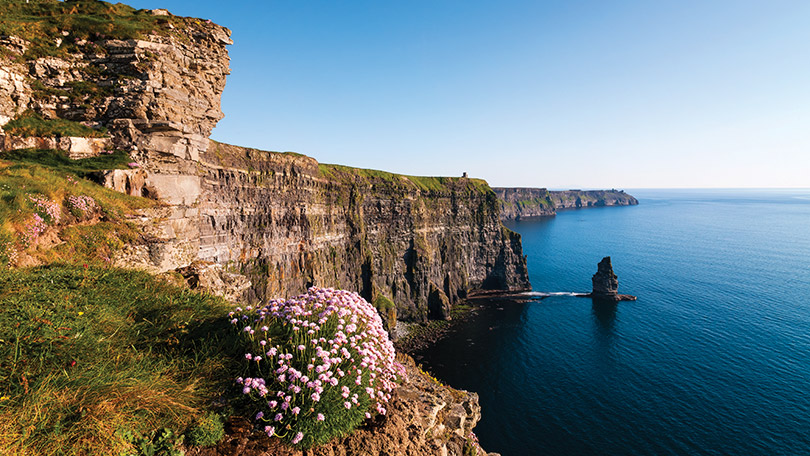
[494,187,638,220]
[0,6,529,323]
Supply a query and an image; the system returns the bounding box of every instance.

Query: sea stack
[589,256,637,301]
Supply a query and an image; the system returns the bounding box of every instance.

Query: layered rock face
[549,189,639,211]
[591,256,619,297]
[494,187,555,219]
[494,187,638,220]
[0,9,232,169]
[193,142,530,321]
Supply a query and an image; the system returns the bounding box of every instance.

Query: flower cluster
[232,287,405,448]
[464,431,485,456]
[1,241,18,267]
[66,195,97,219]
[21,214,47,246]
[28,194,61,224]
[127,162,140,168]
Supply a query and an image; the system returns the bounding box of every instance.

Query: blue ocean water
[414,189,810,456]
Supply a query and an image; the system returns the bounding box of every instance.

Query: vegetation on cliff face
[231,288,404,448]
[319,163,493,195]
[0,0,188,61]
[3,110,107,138]
[0,148,153,267]
[0,265,239,455]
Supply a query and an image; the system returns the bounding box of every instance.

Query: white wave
[522,291,583,297]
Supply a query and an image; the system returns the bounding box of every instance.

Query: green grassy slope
[0,265,240,455]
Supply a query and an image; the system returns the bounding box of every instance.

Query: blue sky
[126,1,810,188]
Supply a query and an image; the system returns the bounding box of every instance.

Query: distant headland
[494,187,638,220]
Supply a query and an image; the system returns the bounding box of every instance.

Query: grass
[0,148,130,176]
[318,163,493,194]
[0,264,241,455]
[0,0,189,61]
[373,295,395,312]
[0,149,156,266]
[3,111,108,138]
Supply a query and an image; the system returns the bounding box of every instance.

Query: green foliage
[232,288,403,448]
[373,294,395,312]
[53,221,142,265]
[29,79,113,106]
[0,147,130,176]
[120,427,185,456]
[0,229,16,267]
[0,265,241,455]
[2,110,107,138]
[0,0,185,61]
[318,163,493,194]
[186,412,225,447]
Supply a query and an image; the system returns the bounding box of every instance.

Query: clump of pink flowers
[21,214,47,246]
[28,194,61,224]
[66,195,97,219]
[1,241,18,267]
[232,287,406,448]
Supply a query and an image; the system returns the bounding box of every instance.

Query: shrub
[231,287,405,448]
[186,412,225,447]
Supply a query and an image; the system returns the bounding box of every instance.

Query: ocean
[414,189,810,456]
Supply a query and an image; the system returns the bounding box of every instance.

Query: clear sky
[125,0,809,189]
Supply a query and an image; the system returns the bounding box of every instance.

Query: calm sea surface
[414,189,810,456]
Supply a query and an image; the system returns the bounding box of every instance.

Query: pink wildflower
[291,432,303,445]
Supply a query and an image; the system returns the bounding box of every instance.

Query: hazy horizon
[125,0,810,189]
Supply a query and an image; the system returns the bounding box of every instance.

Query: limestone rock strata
[494,187,638,220]
[191,141,529,321]
[585,256,636,302]
[0,13,231,164]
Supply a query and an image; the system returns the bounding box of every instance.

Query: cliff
[186,141,530,322]
[494,187,638,220]
[0,2,529,323]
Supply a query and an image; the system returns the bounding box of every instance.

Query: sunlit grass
[0,265,240,455]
